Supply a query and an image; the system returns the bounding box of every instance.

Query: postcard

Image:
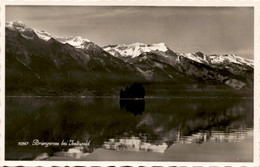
[1,0,259,166]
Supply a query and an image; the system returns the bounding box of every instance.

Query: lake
[5,97,253,161]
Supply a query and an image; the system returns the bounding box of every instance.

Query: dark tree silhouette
[120,83,145,98]
[120,100,145,115]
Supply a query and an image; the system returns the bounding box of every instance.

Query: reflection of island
[120,83,145,98]
[103,136,167,153]
[120,100,145,115]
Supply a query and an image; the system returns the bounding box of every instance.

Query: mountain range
[5,20,254,96]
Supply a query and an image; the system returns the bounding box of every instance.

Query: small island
[120,83,145,99]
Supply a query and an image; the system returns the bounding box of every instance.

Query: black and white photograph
[4,4,256,163]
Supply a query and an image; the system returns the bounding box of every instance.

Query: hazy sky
[6,6,254,59]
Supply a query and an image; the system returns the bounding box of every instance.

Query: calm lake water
[5,97,253,161]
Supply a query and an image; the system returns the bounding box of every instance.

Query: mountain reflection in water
[101,128,252,153]
[103,136,167,153]
[47,127,253,160]
[5,97,253,161]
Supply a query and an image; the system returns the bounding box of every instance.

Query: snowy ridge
[180,52,253,68]
[180,53,207,64]
[104,41,253,69]
[6,21,90,47]
[103,43,168,58]
[6,20,52,41]
[57,36,90,48]
[35,30,52,41]
[6,20,28,32]
[206,54,253,68]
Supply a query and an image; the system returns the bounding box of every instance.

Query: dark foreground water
[5,97,253,161]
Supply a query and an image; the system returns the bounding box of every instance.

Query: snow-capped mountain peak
[6,21,91,45]
[103,42,169,58]
[35,30,52,41]
[181,52,208,64]
[206,54,253,68]
[181,51,253,68]
[6,20,33,33]
[57,36,90,48]
[6,20,52,41]
[6,20,26,30]
[7,20,27,28]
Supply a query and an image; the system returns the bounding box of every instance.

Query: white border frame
[0,1,259,166]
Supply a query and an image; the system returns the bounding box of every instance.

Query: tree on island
[120,83,145,98]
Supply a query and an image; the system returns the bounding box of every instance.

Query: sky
[6,6,254,59]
